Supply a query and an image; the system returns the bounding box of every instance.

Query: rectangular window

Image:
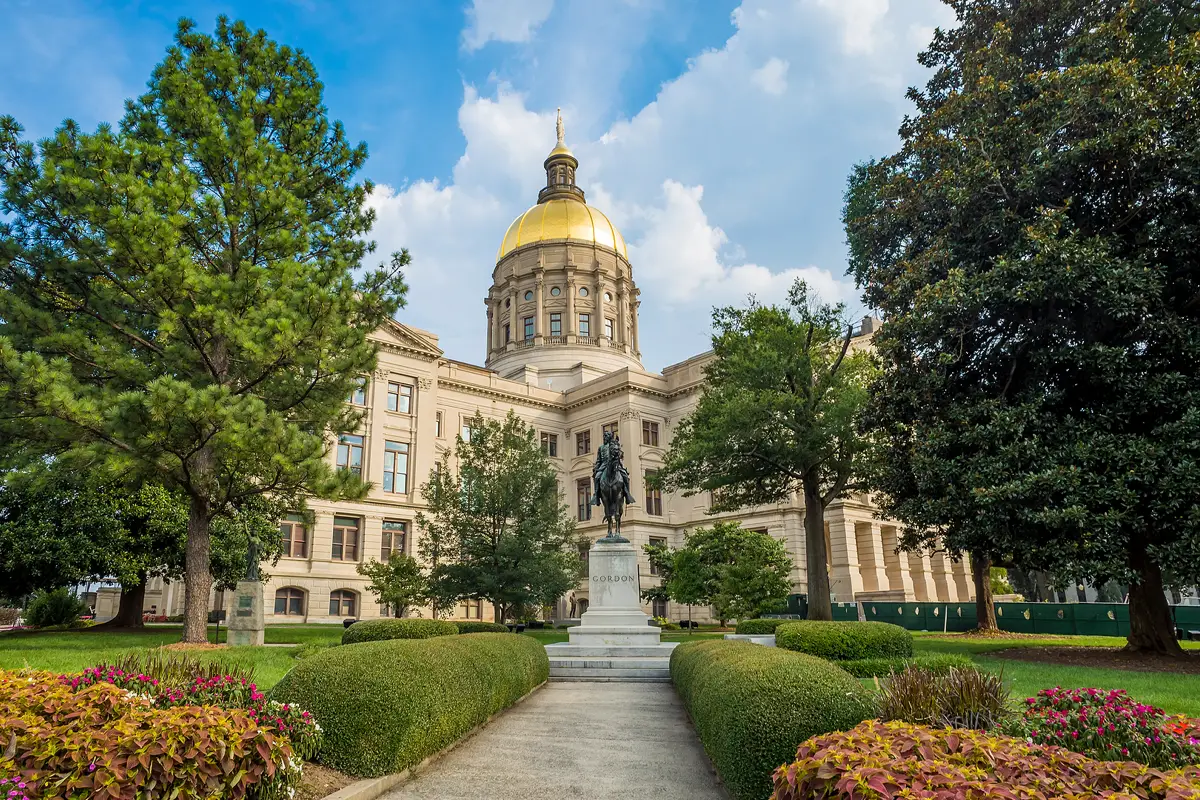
[550,313,562,336]
[383,441,409,494]
[386,382,413,413]
[329,590,356,617]
[578,542,590,568]
[575,429,591,456]
[578,313,590,337]
[642,421,659,447]
[461,424,472,442]
[381,520,407,560]
[576,478,592,521]
[604,318,614,339]
[645,470,663,517]
[462,599,482,620]
[332,516,360,561]
[601,421,618,438]
[504,324,511,342]
[541,432,558,457]
[649,536,667,575]
[348,378,368,405]
[336,434,364,477]
[435,411,443,438]
[279,514,308,559]
[652,597,668,619]
[524,316,534,340]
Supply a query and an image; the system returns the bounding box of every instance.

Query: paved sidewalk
[381,682,727,800]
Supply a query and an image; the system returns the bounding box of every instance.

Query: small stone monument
[568,537,661,647]
[226,533,265,647]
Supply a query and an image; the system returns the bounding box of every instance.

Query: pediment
[372,320,443,360]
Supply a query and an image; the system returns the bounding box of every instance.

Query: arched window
[274,587,306,616]
[329,589,357,617]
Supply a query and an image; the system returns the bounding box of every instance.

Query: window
[649,537,667,575]
[604,291,613,302]
[387,382,412,413]
[383,441,409,494]
[274,588,305,616]
[541,432,558,457]
[577,478,592,521]
[549,312,562,336]
[336,434,364,477]
[329,590,357,617]
[504,324,510,342]
[601,421,618,438]
[461,424,472,442]
[578,313,590,337]
[524,316,534,340]
[576,429,591,455]
[604,318,614,339]
[332,516,360,561]
[524,290,533,301]
[578,541,590,567]
[348,378,367,405]
[435,411,443,438]
[462,599,483,620]
[642,421,659,447]
[279,514,308,558]
[645,470,663,517]
[579,287,589,297]
[652,597,668,619]
[550,286,561,297]
[381,520,407,560]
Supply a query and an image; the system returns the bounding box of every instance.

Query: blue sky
[1,0,957,370]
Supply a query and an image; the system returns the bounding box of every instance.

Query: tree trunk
[182,493,213,644]
[1126,541,1184,656]
[803,474,832,621]
[92,573,148,630]
[971,551,998,633]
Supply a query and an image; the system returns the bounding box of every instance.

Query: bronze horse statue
[593,430,635,541]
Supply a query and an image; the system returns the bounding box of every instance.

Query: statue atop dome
[556,108,565,146]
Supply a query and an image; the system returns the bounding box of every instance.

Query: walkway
[381,682,727,800]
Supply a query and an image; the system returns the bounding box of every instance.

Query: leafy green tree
[0,17,407,641]
[655,281,874,621]
[357,553,429,618]
[416,412,582,623]
[845,1,1200,653]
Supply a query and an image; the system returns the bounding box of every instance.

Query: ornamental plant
[1004,687,1200,770]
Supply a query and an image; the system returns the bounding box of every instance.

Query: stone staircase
[545,643,677,682]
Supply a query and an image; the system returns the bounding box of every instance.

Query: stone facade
[138,124,972,625]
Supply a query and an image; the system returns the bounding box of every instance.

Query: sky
[0,0,958,371]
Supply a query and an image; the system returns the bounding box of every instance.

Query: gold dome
[496,198,628,262]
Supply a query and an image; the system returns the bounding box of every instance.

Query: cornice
[435,376,566,411]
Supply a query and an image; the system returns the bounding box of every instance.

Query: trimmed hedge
[341,618,458,644]
[454,621,510,634]
[838,653,973,678]
[733,618,791,635]
[775,620,912,661]
[670,640,875,800]
[270,633,548,777]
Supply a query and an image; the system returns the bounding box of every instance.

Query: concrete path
[381,682,727,800]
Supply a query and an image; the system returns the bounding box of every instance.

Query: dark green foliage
[733,618,791,635]
[775,621,913,661]
[357,553,429,619]
[24,589,88,627]
[454,621,510,634]
[837,653,973,679]
[341,618,458,645]
[877,664,1011,731]
[270,633,548,776]
[670,639,875,800]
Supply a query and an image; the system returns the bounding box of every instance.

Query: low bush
[771,720,1200,800]
[23,589,87,628]
[877,663,1010,730]
[670,639,874,800]
[775,620,912,661]
[454,621,510,634]
[733,618,791,635]
[0,670,300,799]
[270,632,548,777]
[341,618,458,644]
[1003,687,1200,769]
[839,652,973,678]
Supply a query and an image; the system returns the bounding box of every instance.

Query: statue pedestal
[226,580,265,647]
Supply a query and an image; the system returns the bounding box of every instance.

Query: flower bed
[0,670,300,799]
[771,720,1200,800]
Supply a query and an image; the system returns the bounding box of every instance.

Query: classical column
[616,281,629,349]
[854,520,889,593]
[491,299,503,352]
[880,524,915,599]
[631,295,641,354]
[952,558,974,601]
[827,508,863,603]
[906,551,936,602]
[534,271,545,341]
[485,301,494,357]
[594,270,603,340]
[931,549,956,602]
[507,287,518,348]
[567,276,577,337]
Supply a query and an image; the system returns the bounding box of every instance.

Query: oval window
[524,290,533,301]
[604,291,613,302]
[550,287,561,297]
[579,287,589,297]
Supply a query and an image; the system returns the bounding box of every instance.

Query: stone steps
[545,643,677,682]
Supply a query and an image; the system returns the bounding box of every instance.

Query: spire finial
[556,108,564,146]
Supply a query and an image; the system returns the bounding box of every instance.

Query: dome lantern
[539,109,585,204]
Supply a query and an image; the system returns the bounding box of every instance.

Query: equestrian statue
[592,429,636,541]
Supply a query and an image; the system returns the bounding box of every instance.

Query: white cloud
[462,0,555,51]
[812,0,891,55]
[751,57,789,95]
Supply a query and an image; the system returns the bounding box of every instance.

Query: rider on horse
[593,430,635,507]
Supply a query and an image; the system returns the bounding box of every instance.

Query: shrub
[23,589,87,628]
[270,632,548,777]
[669,639,874,800]
[454,621,510,634]
[0,670,300,799]
[733,618,791,635]
[839,652,973,678]
[771,720,1200,800]
[1003,687,1200,769]
[775,620,912,661]
[877,663,1009,730]
[341,618,458,644]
